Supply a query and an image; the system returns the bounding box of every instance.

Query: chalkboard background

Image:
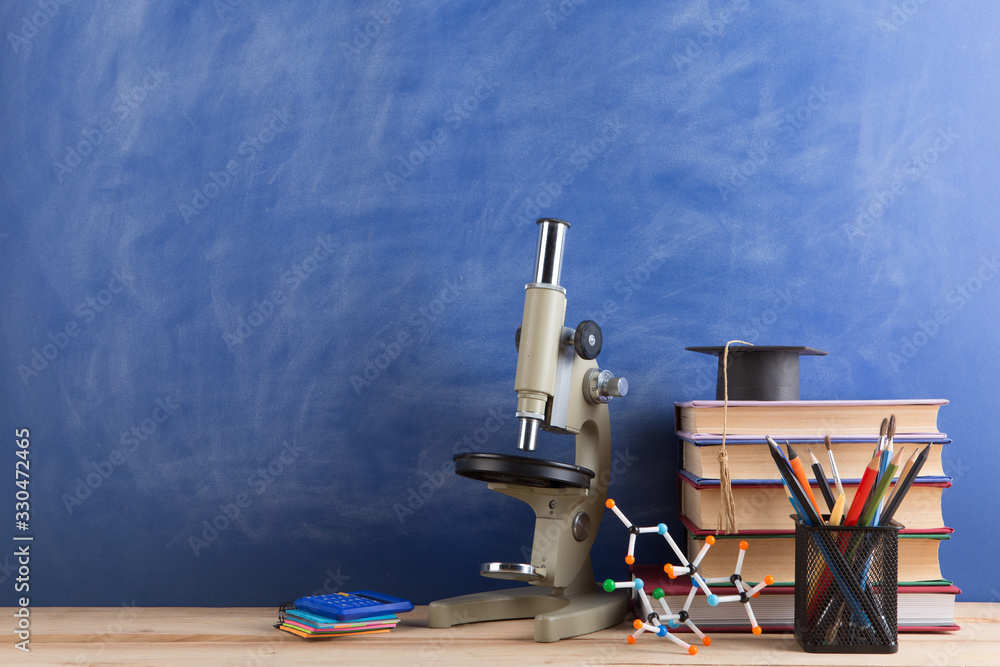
[1,1,996,606]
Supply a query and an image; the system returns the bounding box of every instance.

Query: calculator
[293,590,414,621]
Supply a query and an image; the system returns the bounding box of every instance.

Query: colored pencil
[768,439,886,638]
[879,444,931,526]
[886,448,919,506]
[809,448,837,512]
[844,453,881,526]
[860,448,904,527]
[766,437,823,526]
[786,444,822,516]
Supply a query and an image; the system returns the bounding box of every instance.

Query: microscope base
[428,574,629,642]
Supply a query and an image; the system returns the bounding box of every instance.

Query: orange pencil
[786,444,822,515]
[844,453,881,526]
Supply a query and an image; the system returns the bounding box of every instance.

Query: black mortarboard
[686,345,827,401]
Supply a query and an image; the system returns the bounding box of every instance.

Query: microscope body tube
[514,219,571,452]
[514,287,566,450]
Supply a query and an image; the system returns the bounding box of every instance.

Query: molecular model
[600,499,774,654]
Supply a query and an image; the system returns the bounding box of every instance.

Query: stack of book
[637,399,959,632]
[275,603,404,639]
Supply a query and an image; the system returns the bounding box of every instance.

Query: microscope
[428,219,630,642]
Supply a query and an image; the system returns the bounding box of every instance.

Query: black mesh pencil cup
[794,517,901,653]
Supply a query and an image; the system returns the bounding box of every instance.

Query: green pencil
[859,448,904,527]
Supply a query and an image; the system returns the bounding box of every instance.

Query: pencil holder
[793,517,901,653]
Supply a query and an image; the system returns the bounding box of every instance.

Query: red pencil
[844,453,881,526]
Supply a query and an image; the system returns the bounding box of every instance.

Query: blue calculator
[293,590,414,621]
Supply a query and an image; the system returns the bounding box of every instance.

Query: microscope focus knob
[584,368,628,404]
[574,320,602,360]
[603,376,628,397]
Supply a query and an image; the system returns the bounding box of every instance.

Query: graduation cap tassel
[717,339,752,535]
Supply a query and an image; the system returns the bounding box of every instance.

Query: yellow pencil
[828,493,846,526]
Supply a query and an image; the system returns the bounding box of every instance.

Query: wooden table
[9,603,999,666]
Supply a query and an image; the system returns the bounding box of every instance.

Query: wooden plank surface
[5,603,998,666]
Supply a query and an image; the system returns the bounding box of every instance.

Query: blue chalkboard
[0,1,997,606]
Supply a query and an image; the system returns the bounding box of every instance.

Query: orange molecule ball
[739,540,749,550]
[705,535,715,545]
[633,619,644,630]
[765,576,775,585]
[627,635,636,645]
[688,646,698,655]
[702,636,712,646]
[752,626,763,635]
[605,499,616,508]
[625,555,635,565]
[752,592,760,598]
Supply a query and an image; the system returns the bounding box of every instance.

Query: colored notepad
[286,609,399,627]
[278,624,392,639]
[274,601,405,639]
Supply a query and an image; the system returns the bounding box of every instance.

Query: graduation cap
[686,345,827,401]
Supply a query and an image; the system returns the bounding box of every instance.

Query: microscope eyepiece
[532,219,571,287]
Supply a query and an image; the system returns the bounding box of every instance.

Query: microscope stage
[453,452,594,489]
